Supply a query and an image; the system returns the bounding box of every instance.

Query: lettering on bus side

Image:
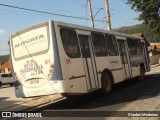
[20,60,43,76]
[15,34,45,48]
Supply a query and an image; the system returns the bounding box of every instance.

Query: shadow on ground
[34,72,160,111]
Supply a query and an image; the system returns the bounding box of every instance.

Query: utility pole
[105,0,111,31]
[87,0,95,27]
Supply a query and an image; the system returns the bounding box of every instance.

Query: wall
[150,54,160,65]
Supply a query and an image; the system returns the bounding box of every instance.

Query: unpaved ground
[105,65,160,120]
[1,65,160,120]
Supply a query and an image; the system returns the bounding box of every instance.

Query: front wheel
[101,72,113,95]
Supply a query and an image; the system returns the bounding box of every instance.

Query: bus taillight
[50,64,54,69]
[48,64,54,79]
[49,69,54,74]
[14,72,19,80]
[49,64,54,73]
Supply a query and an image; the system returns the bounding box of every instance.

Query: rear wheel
[138,65,145,80]
[10,83,13,87]
[101,72,113,95]
[0,81,2,88]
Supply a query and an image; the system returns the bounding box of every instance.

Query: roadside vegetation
[114,23,160,43]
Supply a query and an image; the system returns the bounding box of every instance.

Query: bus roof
[10,21,49,39]
[10,20,143,40]
[56,21,143,39]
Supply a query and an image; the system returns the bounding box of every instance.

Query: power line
[111,12,136,25]
[95,17,106,27]
[71,0,86,7]
[0,50,9,51]
[121,0,140,15]
[0,3,106,23]
[110,8,130,11]
[121,0,129,5]
[121,0,133,9]
[0,9,50,17]
[0,7,83,17]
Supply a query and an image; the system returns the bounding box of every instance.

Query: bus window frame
[127,37,137,55]
[135,38,143,55]
[60,28,81,58]
[91,32,108,57]
[105,34,119,56]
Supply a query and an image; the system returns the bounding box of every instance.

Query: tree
[127,0,160,35]
[0,55,10,64]
[114,23,160,42]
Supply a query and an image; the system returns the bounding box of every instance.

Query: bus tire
[101,72,113,95]
[0,81,2,88]
[10,83,13,87]
[138,65,145,80]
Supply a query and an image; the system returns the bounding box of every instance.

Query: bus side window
[60,28,81,58]
[105,34,119,56]
[127,38,137,55]
[78,35,91,58]
[135,39,143,55]
[91,32,108,57]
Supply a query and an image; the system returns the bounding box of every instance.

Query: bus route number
[45,59,50,64]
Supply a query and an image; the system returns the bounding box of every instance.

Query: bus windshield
[11,24,50,60]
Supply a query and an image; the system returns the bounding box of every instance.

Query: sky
[0,0,142,55]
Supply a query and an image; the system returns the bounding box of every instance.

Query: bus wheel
[0,81,2,88]
[101,72,113,95]
[138,65,145,80]
[10,83,13,87]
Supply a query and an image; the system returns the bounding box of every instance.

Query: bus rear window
[11,24,50,60]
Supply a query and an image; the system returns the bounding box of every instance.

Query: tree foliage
[127,0,160,35]
[114,23,160,43]
[0,55,10,64]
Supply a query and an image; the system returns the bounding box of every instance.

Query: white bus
[9,21,150,97]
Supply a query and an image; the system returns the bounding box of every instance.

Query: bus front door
[78,35,98,91]
[117,39,132,79]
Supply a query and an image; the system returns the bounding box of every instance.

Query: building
[0,59,12,74]
[148,43,160,65]
[149,43,160,55]
[132,33,150,46]
[132,33,160,64]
